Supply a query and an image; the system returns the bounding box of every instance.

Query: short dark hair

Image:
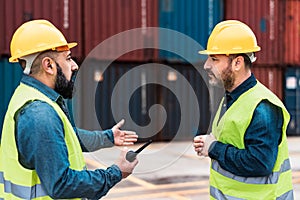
[31,50,58,75]
[229,54,252,68]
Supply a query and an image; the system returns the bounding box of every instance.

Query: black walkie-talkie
[126,140,152,162]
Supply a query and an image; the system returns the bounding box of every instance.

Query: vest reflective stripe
[211,159,291,185]
[0,172,47,199]
[277,190,294,200]
[210,186,294,200]
[210,186,244,200]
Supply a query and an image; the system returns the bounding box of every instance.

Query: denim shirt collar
[20,74,61,102]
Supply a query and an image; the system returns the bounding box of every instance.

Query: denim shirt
[209,73,283,177]
[15,75,122,199]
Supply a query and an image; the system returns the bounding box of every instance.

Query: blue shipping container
[284,67,300,136]
[75,59,210,141]
[158,0,224,63]
[0,58,23,135]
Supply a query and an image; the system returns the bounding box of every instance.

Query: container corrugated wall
[252,64,283,100]
[83,0,158,62]
[284,68,300,135]
[74,60,162,139]
[158,63,211,140]
[0,0,83,60]
[74,60,210,141]
[284,0,300,65]
[225,0,285,65]
[0,59,23,132]
[158,0,224,62]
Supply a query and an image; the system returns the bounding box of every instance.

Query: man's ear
[41,57,55,75]
[234,56,244,71]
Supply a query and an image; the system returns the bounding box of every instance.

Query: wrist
[108,129,115,144]
[208,141,217,158]
[110,164,123,181]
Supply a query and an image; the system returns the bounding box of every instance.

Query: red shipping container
[83,0,158,62]
[252,64,283,100]
[225,0,285,65]
[284,0,300,65]
[0,0,83,60]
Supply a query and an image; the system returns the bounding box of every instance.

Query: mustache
[71,70,78,83]
[205,69,215,77]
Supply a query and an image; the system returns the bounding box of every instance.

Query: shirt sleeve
[208,100,283,177]
[15,101,122,199]
[76,128,114,152]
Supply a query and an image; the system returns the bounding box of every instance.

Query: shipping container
[284,67,300,135]
[73,60,211,141]
[157,63,211,140]
[83,0,158,62]
[284,0,300,65]
[252,64,284,100]
[73,60,161,140]
[158,0,224,63]
[0,0,83,60]
[0,58,23,134]
[225,0,285,65]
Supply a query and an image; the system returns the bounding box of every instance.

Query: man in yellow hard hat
[0,19,139,199]
[193,20,294,199]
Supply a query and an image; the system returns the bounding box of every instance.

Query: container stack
[283,0,300,135]
[1,0,299,139]
[75,0,224,141]
[225,0,300,136]
[0,0,224,141]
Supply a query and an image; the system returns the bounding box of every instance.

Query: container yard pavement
[84,136,300,200]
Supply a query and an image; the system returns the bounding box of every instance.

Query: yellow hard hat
[199,20,260,55]
[9,19,77,62]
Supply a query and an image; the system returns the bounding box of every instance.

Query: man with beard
[193,20,294,199]
[0,19,138,199]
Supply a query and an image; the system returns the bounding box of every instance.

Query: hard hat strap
[21,53,40,75]
[246,53,257,63]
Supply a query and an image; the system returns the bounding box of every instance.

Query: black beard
[54,62,76,99]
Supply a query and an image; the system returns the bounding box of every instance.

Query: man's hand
[112,119,138,146]
[115,147,138,178]
[193,134,216,157]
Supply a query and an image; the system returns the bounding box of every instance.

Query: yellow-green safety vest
[210,81,294,200]
[0,83,86,199]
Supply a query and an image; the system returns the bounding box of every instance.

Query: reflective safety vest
[211,81,294,200]
[0,83,86,199]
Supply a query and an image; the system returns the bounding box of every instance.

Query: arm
[16,101,137,199]
[208,100,283,177]
[76,119,138,152]
[76,128,114,152]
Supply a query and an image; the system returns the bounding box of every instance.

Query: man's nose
[203,59,211,70]
[72,60,79,71]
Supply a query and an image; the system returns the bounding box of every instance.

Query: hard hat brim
[198,46,261,55]
[9,42,77,63]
